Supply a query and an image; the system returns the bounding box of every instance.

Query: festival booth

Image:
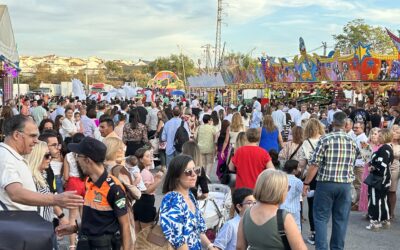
[187,72,225,107]
[260,33,400,106]
[218,55,268,106]
[0,5,20,105]
[147,70,185,94]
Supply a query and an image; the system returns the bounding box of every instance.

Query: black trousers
[368,186,390,221]
[307,196,315,232]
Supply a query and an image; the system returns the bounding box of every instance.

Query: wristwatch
[57,213,65,219]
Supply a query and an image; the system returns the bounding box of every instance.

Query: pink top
[141,168,155,195]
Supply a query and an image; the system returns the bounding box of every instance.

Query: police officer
[56,137,132,250]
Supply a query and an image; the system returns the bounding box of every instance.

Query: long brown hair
[303,118,325,139]
[230,112,244,132]
[291,126,304,144]
[263,115,277,132]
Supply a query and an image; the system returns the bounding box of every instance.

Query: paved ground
[59,164,400,250]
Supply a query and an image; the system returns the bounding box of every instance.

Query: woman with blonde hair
[24,141,67,223]
[237,169,307,250]
[229,112,246,146]
[298,118,325,245]
[259,115,283,152]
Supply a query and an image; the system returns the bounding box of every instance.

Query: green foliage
[223,51,259,69]
[147,54,196,80]
[105,61,123,76]
[333,19,394,54]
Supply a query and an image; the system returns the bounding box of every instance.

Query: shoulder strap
[289,143,302,160]
[307,139,315,151]
[277,209,291,250]
[0,200,8,211]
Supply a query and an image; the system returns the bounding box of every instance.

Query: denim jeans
[166,151,178,168]
[55,175,64,194]
[313,182,352,250]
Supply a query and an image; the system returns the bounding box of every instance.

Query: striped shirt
[309,130,359,183]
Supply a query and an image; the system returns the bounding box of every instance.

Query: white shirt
[355,132,368,166]
[0,143,36,211]
[272,109,286,132]
[253,100,261,112]
[347,130,357,142]
[288,108,301,126]
[66,152,80,177]
[60,118,77,139]
[300,111,311,123]
[146,108,159,131]
[191,99,200,108]
[213,105,224,113]
[144,90,153,102]
[327,108,342,125]
[224,114,233,123]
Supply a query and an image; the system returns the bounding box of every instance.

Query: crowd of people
[0,91,399,250]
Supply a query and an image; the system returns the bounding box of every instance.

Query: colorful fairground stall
[260,31,400,106]
[147,70,185,94]
[0,5,20,105]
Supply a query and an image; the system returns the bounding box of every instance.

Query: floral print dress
[160,191,206,249]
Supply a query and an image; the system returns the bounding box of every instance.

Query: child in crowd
[125,155,146,192]
[214,188,256,250]
[280,160,304,230]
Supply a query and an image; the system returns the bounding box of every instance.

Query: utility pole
[322,42,327,56]
[201,44,213,74]
[177,45,186,88]
[214,0,223,71]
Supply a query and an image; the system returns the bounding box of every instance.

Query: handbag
[363,173,384,190]
[277,209,292,250]
[135,211,174,250]
[0,201,55,250]
[111,165,141,202]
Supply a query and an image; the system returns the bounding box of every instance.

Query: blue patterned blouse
[160,191,206,249]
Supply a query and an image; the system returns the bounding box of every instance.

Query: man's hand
[54,191,84,209]
[302,184,309,197]
[55,224,77,237]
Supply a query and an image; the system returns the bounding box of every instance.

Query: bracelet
[207,243,214,249]
[57,213,65,219]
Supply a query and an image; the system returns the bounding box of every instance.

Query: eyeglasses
[48,143,61,148]
[241,201,257,206]
[183,167,201,177]
[44,153,52,160]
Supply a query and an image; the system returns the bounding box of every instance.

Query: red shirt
[232,145,271,189]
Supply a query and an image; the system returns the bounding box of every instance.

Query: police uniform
[78,169,127,250]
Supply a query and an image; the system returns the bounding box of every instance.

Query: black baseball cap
[68,137,107,163]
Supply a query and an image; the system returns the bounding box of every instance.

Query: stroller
[198,184,232,236]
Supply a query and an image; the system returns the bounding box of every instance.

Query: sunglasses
[44,153,52,160]
[183,167,201,177]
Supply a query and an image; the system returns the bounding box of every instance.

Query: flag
[386,28,400,51]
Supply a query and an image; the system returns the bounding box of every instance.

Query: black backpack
[174,120,189,153]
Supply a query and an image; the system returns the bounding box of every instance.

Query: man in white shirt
[146,102,160,138]
[144,88,153,104]
[199,105,212,125]
[224,107,234,123]
[352,121,368,209]
[344,118,356,141]
[327,103,342,126]
[300,104,311,124]
[191,95,201,119]
[213,101,224,113]
[252,97,261,112]
[0,115,83,211]
[50,99,66,121]
[271,103,286,132]
[288,101,301,126]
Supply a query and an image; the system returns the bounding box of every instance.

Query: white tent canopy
[0,5,19,64]
[187,72,225,88]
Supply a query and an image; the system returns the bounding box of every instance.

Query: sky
[2,0,400,64]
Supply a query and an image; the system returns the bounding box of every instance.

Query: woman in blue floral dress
[160,155,217,250]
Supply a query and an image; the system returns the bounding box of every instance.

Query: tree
[105,61,123,77]
[53,69,71,84]
[129,70,151,87]
[333,19,394,54]
[34,63,52,84]
[147,54,197,80]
